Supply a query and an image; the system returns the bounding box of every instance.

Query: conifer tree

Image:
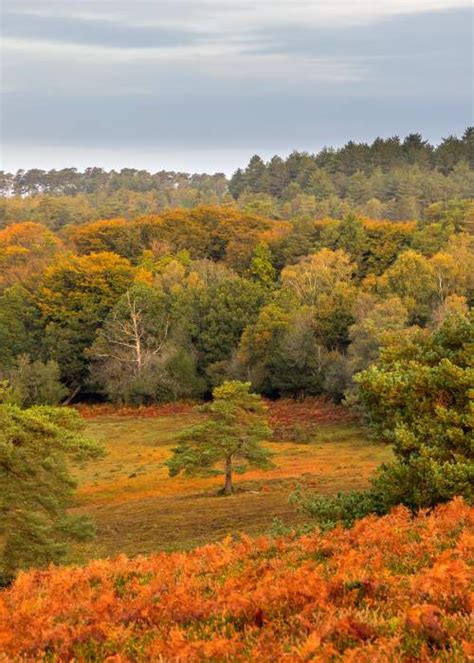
[0,403,104,582]
[166,381,273,494]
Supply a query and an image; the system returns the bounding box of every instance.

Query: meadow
[69,399,392,561]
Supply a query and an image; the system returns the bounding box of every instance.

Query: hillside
[1,498,472,662]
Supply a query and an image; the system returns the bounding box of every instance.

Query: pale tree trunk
[224,455,233,495]
[126,291,143,375]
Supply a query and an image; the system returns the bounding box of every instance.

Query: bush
[372,457,474,511]
[290,487,384,529]
[1,499,472,661]
[2,354,68,407]
[292,456,473,532]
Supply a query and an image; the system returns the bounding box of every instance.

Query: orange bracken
[0,498,472,662]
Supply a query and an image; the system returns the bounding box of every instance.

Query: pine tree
[0,404,104,582]
[242,155,268,194]
[166,381,273,494]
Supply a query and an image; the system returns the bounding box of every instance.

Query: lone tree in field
[166,381,273,495]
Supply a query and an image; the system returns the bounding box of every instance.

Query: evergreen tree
[306,168,336,199]
[242,155,268,194]
[435,135,466,174]
[0,404,104,581]
[228,167,245,199]
[166,381,273,494]
[346,171,373,205]
[334,213,368,271]
[355,311,473,509]
[267,156,289,196]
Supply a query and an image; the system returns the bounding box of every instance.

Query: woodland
[0,131,472,661]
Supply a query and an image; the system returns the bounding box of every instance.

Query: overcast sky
[1,0,472,174]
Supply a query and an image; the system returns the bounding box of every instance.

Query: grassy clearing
[70,404,392,561]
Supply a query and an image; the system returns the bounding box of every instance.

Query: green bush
[290,487,384,530]
[3,354,68,407]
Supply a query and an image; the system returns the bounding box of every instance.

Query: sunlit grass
[70,409,392,561]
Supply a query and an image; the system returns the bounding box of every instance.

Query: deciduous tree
[38,252,134,389]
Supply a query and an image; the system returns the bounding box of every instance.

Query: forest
[1,130,473,229]
[0,131,473,661]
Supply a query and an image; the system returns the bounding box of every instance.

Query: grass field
[70,402,392,562]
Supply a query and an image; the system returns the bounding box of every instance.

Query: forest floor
[70,400,392,562]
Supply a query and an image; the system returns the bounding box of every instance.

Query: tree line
[0,205,472,408]
[1,130,472,230]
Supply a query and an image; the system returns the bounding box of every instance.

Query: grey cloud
[252,8,471,58]
[249,7,471,97]
[3,86,469,152]
[1,2,471,171]
[2,11,205,49]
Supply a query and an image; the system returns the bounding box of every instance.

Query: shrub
[1,499,472,661]
[2,354,68,407]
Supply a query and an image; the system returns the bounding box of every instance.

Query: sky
[1,0,472,175]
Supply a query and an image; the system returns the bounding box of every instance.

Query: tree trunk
[224,456,233,495]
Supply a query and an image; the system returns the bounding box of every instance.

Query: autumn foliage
[268,397,356,427]
[75,401,195,420]
[268,397,357,441]
[1,498,472,662]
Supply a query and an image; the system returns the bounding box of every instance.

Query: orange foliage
[1,499,472,661]
[77,398,353,425]
[0,221,62,288]
[68,218,131,254]
[75,401,195,420]
[137,206,288,271]
[267,397,357,439]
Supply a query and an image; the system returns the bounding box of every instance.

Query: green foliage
[347,294,409,378]
[2,354,68,407]
[0,404,105,580]
[377,249,436,323]
[175,276,266,372]
[227,130,473,220]
[293,311,473,527]
[165,349,206,400]
[327,213,368,271]
[238,303,331,398]
[355,313,472,455]
[355,311,473,508]
[410,222,452,256]
[249,243,276,287]
[371,457,473,511]
[38,252,134,387]
[290,487,383,530]
[0,285,42,370]
[166,381,273,494]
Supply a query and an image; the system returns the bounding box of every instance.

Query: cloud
[1,1,471,172]
[6,0,471,28]
[2,11,205,49]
